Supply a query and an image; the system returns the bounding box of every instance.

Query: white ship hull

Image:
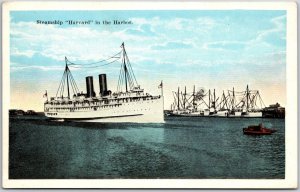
[227,111,242,117]
[209,110,227,117]
[169,110,262,118]
[241,111,262,118]
[45,97,164,123]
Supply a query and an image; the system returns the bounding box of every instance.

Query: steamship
[44,43,164,123]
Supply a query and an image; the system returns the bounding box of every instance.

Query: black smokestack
[86,76,95,98]
[99,74,108,96]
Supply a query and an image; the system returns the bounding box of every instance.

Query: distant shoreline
[9,109,44,116]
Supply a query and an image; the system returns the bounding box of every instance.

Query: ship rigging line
[66,51,122,66]
[124,50,138,86]
[55,64,80,98]
[117,43,138,92]
[68,58,121,68]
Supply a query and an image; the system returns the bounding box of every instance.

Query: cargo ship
[168,85,265,118]
[44,43,164,123]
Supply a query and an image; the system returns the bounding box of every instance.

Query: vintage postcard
[2,1,297,188]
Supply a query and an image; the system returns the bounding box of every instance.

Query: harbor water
[9,115,285,179]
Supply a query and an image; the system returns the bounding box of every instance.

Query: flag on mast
[158,81,163,89]
[158,81,163,97]
[43,90,47,98]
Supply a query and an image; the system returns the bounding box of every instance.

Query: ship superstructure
[44,43,164,123]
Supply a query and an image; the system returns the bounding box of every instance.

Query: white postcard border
[2,1,298,188]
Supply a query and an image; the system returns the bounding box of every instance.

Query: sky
[10,10,286,111]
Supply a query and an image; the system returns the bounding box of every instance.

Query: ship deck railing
[45,103,124,112]
[44,94,161,112]
[45,94,161,105]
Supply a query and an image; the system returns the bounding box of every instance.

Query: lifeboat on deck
[243,123,276,135]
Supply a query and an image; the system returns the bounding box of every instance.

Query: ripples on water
[9,116,285,179]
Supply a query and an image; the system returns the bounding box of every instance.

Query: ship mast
[246,84,249,112]
[208,89,211,110]
[213,89,216,112]
[177,87,180,110]
[55,57,80,99]
[123,47,128,92]
[183,86,186,109]
[65,57,70,99]
[193,85,195,109]
[118,42,139,93]
[221,90,228,110]
[232,87,235,111]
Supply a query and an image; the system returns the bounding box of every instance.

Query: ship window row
[45,103,154,112]
[46,100,156,111]
[46,104,124,112]
[112,108,151,113]
[47,113,57,116]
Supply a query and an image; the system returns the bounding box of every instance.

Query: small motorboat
[243,123,276,135]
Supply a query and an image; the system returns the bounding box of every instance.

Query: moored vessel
[168,85,265,118]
